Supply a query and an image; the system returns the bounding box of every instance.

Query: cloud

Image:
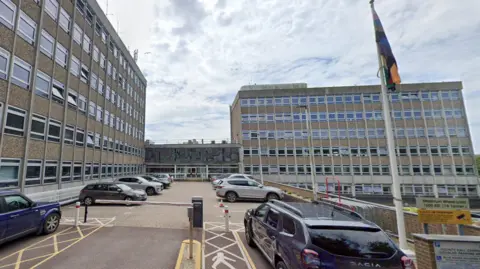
[100,0,480,151]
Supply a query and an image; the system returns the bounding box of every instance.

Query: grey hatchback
[79,183,147,205]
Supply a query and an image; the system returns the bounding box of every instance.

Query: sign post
[416,198,472,234]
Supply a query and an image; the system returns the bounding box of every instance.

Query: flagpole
[370,0,407,250]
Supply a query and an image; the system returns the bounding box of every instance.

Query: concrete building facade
[0,0,146,194]
[230,82,479,197]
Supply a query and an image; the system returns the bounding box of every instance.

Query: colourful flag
[372,7,401,91]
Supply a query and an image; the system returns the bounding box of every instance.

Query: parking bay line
[234,231,256,269]
[30,218,115,269]
[0,227,74,263]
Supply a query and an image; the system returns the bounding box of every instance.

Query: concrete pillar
[351,183,356,198]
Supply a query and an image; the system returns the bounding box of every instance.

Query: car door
[93,184,110,200]
[4,194,39,240]
[230,179,250,198]
[107,185,124,200]
[251,204,270,255]
[246,180,264,199]
[0,197,8,243]
[261,209,280,263]
[129,178,143,190]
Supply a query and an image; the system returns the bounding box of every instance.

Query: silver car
[216,178,284,202]
[114,176,163,196]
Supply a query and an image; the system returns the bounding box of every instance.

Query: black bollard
[84,204,88,223]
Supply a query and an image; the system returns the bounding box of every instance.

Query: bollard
[224,206,229,233]
[74,202,81,227]
[187,207,194,259]
[84,203,88,223]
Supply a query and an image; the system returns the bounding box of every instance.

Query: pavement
[0,182,267,269]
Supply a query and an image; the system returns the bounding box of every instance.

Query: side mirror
[117,189,122,192]
[258,184,264,188]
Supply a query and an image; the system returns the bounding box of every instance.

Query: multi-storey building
[0,0,146,195]
[230,82,479,198]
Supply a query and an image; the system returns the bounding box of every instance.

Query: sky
[98,0,480,152]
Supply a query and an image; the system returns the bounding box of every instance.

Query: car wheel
[124,196,133,206]
[43,213,60,234]
[84,196,94,206]
[146,187,155,196]
[267,193,279,201]
[226,192,237,203]
[276,261,288,269]
[245,221,256,247]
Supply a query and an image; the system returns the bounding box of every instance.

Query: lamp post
[297,105,317,201]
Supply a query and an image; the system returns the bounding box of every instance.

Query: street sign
[433,241,480,269]
[416,197,470,210]
[418,209,473,225]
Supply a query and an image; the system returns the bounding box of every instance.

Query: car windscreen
[308,226,397,258]
[116,184,132,191]
[218,174,232,179]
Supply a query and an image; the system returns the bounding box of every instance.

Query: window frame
[0,0,16,30]
[5,106,26,136]
[44,0,59,21]
[0,158,21,189]
[25,160,42,186]
[55,42,68,67]
[17,11,37,45]
[47,118,62,142]
[59,8,71,33]
[0,47,9,80]
[11,56,32,89]
[30,114,47,140]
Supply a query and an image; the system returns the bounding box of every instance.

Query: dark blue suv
[244,200,416,269]
[0,190,62,245]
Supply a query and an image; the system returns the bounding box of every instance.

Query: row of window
[2,104,144,155]
[0,158,144,188]
[243,164,476,176]
[241,108,464,123]
[241,126,468,140]
[240,90,461,107]
[243,145,472,157]
[0,0,146,92]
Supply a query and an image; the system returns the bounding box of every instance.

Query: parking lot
[0,181,270,269]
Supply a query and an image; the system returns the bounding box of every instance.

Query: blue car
[0,190,62,245]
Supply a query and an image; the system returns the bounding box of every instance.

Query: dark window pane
[265,211,279,228]
[26,166,41,178]
[282,215,296,235]
[6,113,25,130]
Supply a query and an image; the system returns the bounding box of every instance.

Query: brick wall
[413,236,437,269]
[265,181,480,238]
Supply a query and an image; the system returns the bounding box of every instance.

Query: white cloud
[100,0,480,150]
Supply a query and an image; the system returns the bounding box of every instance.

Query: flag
[372,6,401,91]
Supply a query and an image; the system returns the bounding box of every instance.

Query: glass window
[47,119,61,142]
[17,11,37,44]
[78,94,86,112]
[44,161,58,183]
[45,0,59,20]
[5,106,26,136]
[81,65,89,83]
[0,159,21,188]
[59,8,70,33]
[55,42,68,67]
[40,30,54,57]
[0,47,9,80]
[12,56,31,89]
[34,71,50,98]
[265,210,279,228]
[0,0,16,29]
[25,160,42,185]
[282,215,296,235]
[5,195,31,211]
[83,34,91,53]
[76,128,84,146]
[51,80,65,103]
[73,23,82,44]
[30,114,46,140]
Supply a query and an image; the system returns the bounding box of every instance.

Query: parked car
[143,175,171,188]
[212,174,258,189]
[0,190,61,245]
[114,176,163,196]
[152,173,174,183]
[79,183,148,205]
[216,178,284,202]
[244,200,416,269]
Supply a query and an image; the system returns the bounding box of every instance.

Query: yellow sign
[418,209,473,225]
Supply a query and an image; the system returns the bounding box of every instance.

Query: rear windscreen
[308,227,397,258]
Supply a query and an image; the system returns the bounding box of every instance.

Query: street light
[297,105,317,201]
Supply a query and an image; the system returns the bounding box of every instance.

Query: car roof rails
[312,200,363,220]
[268,200,304,218]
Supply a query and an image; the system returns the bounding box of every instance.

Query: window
[282,215,296,235]
[96,106,102,122]
[64,124,74,144]
[73,163,82,181]
[57,8,71,32]
[17,11,37,44]
[0,0,16,29]
[78,94,86,112]
[93,45,99,62]
[34,71,51,98]
[100,53,105,68]
[51,80,65,103]
[31,114,46,140]
[55,42,68,67]
[86,132,94,147]
[47,119,61,142]
[89,101,96,117]
[83,34,91,53]
[73,24,82,44]
[67,88,77,108]
[69,56,80,76]
[104,110,110,125]
[44,161,58,184]
[5,106,26,136]
[98,79,104,95]
[24,160,42,187]
[90,73,97,90]
[61,162,71,182]
[94,133,100,148]
[12,56,31,89]
[0,47,9,80]
[80,65,89,83]
[39,30,55,58]
[0,159,21,188]
[45,0,59,20]
[76,128,84,146]
[265,210,279,228]
[106,86,111,100]
[5,195,31,211]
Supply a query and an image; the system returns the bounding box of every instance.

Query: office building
[230,82,479,197]
[0,0,146,194]
[145,140,241,179]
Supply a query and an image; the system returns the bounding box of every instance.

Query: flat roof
[145,143,242,149]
